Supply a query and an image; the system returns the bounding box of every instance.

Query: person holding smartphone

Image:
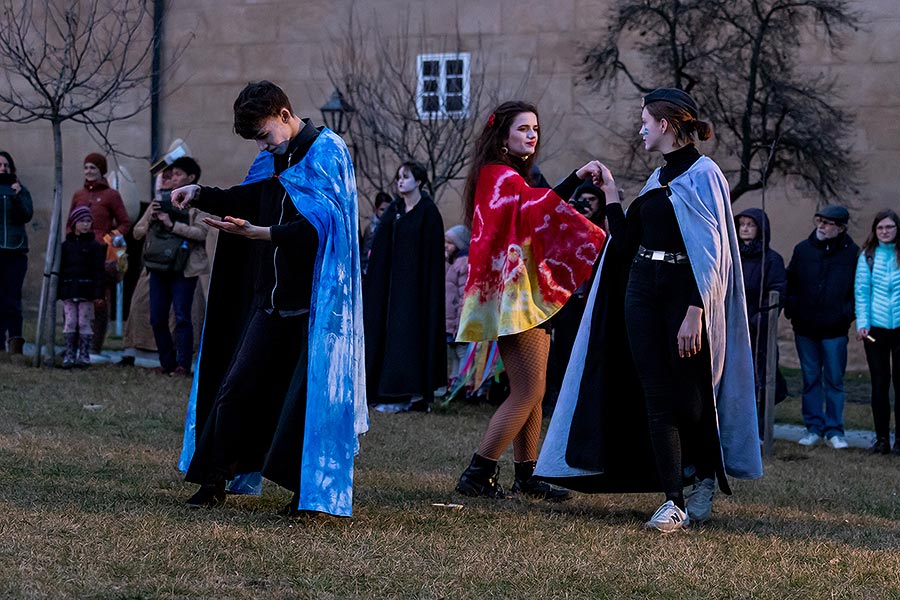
[0,151,33,357]
[132,157,208,376]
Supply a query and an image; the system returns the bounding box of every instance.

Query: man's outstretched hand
[202,215,271,241]
[171,184,201,209]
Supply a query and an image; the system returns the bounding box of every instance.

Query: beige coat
[133,207,210,278]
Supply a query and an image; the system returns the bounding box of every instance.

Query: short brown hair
[233,81,294,139]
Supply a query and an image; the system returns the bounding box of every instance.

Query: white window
[416,53,470,119]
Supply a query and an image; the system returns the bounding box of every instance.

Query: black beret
[815,204,849,225]
[642,88,699,119]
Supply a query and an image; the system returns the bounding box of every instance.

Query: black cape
[536,238,661,493]
[363,196,446,403]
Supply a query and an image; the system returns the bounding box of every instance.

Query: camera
[570,196,593,217]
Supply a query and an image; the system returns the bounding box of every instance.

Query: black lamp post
[319,89,355,135]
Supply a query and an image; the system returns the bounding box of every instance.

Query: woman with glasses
[855,209,900,455]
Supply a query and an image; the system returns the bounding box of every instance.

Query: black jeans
[863,327,900,441]
[187,309,309,492]
[0,250,27,341]
[624,257,716,499]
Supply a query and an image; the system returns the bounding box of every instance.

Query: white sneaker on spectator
[645,500,688,533]
[827,435,849,449]
[685,478,716,524]
[798,432,822,446]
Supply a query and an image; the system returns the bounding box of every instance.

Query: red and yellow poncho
[456,164,606,342]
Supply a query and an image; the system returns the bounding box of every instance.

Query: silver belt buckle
[651,250,665,261]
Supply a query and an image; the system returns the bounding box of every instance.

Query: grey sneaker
[798,432,822,446]
[827,435,849,449]
[645,500,688,533]
[685,477,716,524]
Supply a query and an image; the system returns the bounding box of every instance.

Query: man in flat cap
[785,205,858,449]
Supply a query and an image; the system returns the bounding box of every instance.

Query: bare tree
[581,0,860,202]
[0,0,186,366]
[325,7,541,208]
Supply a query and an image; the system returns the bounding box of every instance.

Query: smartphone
[158,190,173,213]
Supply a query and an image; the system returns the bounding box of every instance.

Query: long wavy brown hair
[462,101,540,227]
[861,209,900,267]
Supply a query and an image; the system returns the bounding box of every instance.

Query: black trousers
[624,257,717,498]
[863,326,900,441]
[186,309,309,492]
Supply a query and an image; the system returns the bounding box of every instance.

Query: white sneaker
[645,500,688,533]
[798,432,822,446]
[685,478,716,523]
[827,435,849,449]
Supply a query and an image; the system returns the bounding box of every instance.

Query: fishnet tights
[477,327,550,462]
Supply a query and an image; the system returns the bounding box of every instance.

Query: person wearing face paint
[540,89,761,533]
[786,205,858,450]
[170,81,367,517]
[68,152,132,354]
[854,209,900,455]
[363,162,446,412]
[454,100,606,501]
[0,151,33,357]
[735,208,788,436]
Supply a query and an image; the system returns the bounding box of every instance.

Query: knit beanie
[84,152,108,175]
[69,205,93,228]
[445,225,471,253]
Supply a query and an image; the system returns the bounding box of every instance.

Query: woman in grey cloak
[536,89,761,533]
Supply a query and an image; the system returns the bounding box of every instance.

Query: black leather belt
[636,245,690,264]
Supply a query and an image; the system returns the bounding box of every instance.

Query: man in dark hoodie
[736,208,787,436]
[785,205,858,449]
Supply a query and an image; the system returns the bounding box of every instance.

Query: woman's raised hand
[575,160,602,181]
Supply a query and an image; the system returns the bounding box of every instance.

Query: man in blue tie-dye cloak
[171,81,368,517]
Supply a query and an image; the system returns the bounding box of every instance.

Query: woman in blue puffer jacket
[855,209,900,455]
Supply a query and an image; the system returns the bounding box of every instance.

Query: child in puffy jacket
[58,206,105,368]
[445,225,470,385]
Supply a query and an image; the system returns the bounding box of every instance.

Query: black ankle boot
[456,453,506,498]
[185,481,226,508]
[511,461,571,502]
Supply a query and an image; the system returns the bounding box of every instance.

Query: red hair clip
[486,113,496,128]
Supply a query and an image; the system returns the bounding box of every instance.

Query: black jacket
[0,183,33,252]
[736,208,787,324]
[194,120,320,313]
[58,232,105,300]
[786,229,859,338]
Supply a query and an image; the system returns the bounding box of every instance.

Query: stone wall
[2,0,897,370]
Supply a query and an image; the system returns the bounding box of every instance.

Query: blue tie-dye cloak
[179,128,369,516]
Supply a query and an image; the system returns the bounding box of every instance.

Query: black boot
[185,481,226,508]
[870,437,891,455]
[511,461,571,502]
[456,453,506,498]
[62,333,77,369]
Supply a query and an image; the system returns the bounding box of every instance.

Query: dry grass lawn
[0,362,898,599]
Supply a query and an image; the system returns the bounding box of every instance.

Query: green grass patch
[1,363,898,599]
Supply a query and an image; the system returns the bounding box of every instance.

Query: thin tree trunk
[33,118,64,368]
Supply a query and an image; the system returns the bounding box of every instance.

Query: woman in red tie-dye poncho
[454,101,607,501]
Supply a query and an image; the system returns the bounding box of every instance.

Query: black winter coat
[736,208,788,399]
[737,209,787,326]
[786,229,859,339]
[58,232,105,301]
[0,183,33,252]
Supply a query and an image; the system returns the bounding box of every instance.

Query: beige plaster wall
[2,0,898,371]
